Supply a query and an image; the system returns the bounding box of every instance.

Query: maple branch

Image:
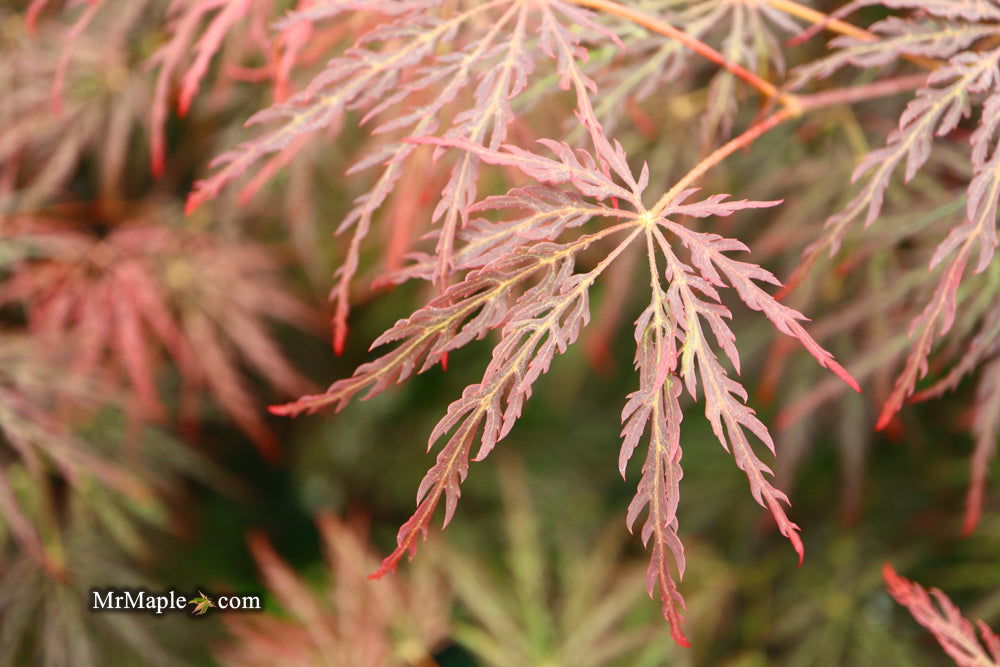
[650,74,930,216]
[796,73,930,110]
[884,564,1000,667]
[767,0,939,70]
[766,0,872,42]
[564,0,798,109]
[651,109,795,216]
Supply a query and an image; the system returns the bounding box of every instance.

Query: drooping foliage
[784,0,1000,532]
[251,2,863,635]
[2,0,999,655]
[1,216,318,460]
[884,564,1000,667]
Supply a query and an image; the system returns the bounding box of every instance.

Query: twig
[766,0,940,70]
[768,0,872,42]
[651,109,796,215]
[649,74,930,215]
[565,0,799,109]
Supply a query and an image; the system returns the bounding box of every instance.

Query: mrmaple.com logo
[90,588,261,616]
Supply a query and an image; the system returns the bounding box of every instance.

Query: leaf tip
[333,328,347,356]
[184,193,202,217]
[828,360,860,394]
[882,562,901,588]
[792,534,805,567]
[151,152,165,180]
[962,496,982,536]
[369,547,406,580]
[267,403,291,417]
[874,408,894,432]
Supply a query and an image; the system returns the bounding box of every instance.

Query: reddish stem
[797,73,931,110]
[652,109,795,215]
[566,0,790,106]
[650,74,930,215]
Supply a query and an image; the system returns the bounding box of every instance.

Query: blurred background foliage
[0,0,998,665]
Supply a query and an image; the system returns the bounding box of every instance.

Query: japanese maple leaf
[1,217,319,460]
[189,591,216,616]
[275,127,857,644]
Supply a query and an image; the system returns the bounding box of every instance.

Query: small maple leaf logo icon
[188,591,215,615]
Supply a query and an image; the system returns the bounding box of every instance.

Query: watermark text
[89,588,261,616]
